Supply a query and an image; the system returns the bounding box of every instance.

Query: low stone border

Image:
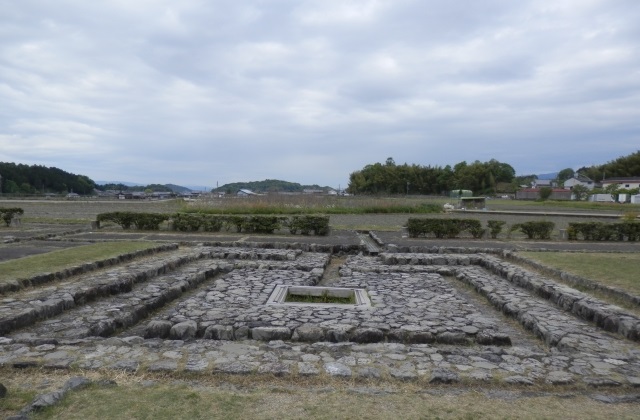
[7,376,95,419]
[201,240,361,255]
[376,252,640,342]
[1,227,89,244]
[0,247,206,336]
[502,251,640,307]
[0,243,179,295]
[476,255,640,341]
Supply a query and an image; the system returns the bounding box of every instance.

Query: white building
[564,174,595,190]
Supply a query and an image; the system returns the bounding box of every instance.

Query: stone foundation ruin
[2,242,640,386]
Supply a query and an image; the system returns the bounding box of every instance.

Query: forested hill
[0,162,96,194]
[214,179,331,193]
[578,150,640,181]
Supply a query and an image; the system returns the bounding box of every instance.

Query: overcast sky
[1,0,639,189]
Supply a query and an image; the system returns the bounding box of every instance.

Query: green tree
[571,185,589,201]
[605,183,620,202]
[539,186,553,201]
[5,180,19,193]
[557,168,575,185]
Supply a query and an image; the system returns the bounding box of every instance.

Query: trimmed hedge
[288,215,330,236]
[96,212,330,236]
[487,220,506,239]
[96,212,169,230]
[407,218,486,239]
[567,221,640,241]
[512,221,555,240]
[0,207,24,226]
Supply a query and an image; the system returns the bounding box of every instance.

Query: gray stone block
[293,325,325,342]
[429,369,460,384]
[351,328,384,344]
[144,320,173,339]
[170,320,198,340]
[324,362,352,377]
[204,325,235,340]
[251,327,292,341]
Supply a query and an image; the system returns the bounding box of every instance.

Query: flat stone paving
[1,244,640,388]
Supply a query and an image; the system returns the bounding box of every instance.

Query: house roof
[602,177,640,183]
[570,174,594,183]
[519,188,569,192]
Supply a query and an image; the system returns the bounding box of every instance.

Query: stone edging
[1,227,89,244]
[476,254,640,341]
[501,251,640,307]
[0,243,178,295]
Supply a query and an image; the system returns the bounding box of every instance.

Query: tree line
[0,162,96,195]
[577,150,640,181]
[347,158,516,195]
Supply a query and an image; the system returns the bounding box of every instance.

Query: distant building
[601,177,640,190]
[564,174,595,190]
[516,188,571,200]
[237,189,258,197]
[532,179,556,188]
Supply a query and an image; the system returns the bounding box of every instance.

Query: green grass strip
[0,241,159,283]
[519,252,640,296]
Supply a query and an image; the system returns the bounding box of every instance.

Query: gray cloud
[1,0,639,188]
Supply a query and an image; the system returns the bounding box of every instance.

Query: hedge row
[407,218,486,238]
[96,212,170,230]
[567,221,640,241]
[0,207,24,226]
[96,212,330,236]
[407,218,555,240]
[510,221,555,240]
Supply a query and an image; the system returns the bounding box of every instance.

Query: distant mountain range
[212,179,332,193]
[96,181,144,187]
[536,172,559,180]
[95,181,199,193]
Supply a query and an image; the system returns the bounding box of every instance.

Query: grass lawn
[518,252,640,296]
[0,241,159,283]
[22,380,638,420]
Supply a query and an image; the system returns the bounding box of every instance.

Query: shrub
[97,212,136,229]
[201,215,224,232]
[96,212,329,236]
[407,218,486,239]
[0,207,24,226]
[517,221,555,239]
[224,215,247,232]
[487,220,506,239]
[97,212,168,230]
[539,187,552,201]
[133,213,169,230]
[288,215,330,236]
[463,219,485,239]
[568,221,640,242]
[172,213,204,231]
[244,216,287,234]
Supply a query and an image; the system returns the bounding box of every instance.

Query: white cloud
[1,0,639,186]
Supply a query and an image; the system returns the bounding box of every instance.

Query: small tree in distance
[571,185,589,201]
[539,187,553,201]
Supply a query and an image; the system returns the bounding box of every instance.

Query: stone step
[357,232,381,256]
